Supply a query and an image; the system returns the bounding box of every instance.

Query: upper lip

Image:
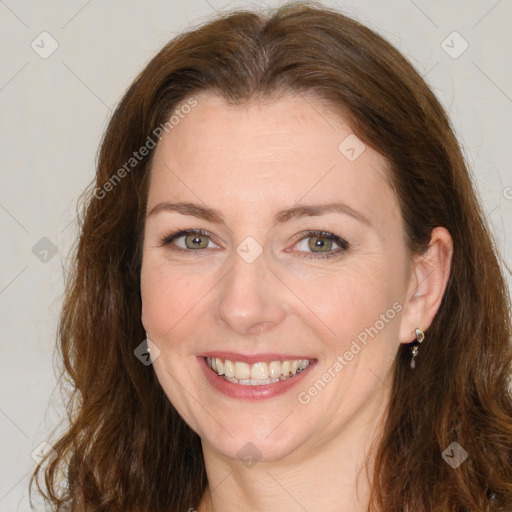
[198,351,316,364]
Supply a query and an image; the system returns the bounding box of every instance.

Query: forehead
[147,92,400,232]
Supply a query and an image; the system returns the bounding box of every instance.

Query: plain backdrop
[0,0,511,510]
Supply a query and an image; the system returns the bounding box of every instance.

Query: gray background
[0,0,510,510]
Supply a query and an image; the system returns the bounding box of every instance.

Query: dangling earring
[145,332,151,353]
[409,328,425,369]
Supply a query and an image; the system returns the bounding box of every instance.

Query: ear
[398,227,453,343]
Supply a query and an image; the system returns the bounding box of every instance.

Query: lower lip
[198,356,317,400]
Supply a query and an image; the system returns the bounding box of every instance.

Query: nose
[214,248,288,336]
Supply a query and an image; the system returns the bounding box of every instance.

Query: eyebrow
[146,201,372,228]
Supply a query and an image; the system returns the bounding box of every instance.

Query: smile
[199,356,317,400]
[207,356,311,385]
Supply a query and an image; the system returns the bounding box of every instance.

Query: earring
[409,328,425,369]
[145,333,151,353]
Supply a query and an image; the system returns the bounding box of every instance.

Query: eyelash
[159,229,349,260]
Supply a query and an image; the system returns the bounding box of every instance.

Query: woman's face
[141,91,415,462]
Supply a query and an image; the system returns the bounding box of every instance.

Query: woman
[30,1,512,511]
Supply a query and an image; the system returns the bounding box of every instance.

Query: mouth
[198,355,317,400]
[206,356,312,385]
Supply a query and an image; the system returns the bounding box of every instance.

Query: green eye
[307,234,336,252]
[161,229,215,250]
[160,229,349,260]
[292,230,349,260]
[182,233,210,249]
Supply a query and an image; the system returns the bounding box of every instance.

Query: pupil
[187,235,206,249]
[311,236,330,252]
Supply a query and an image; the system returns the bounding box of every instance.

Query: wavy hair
[30,2,512,510]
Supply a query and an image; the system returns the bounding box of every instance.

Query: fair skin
[140,91,453,512]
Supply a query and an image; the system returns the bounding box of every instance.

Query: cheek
[291,260,402,354]
[140,259,208,338]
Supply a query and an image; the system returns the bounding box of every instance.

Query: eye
[160,229,219,251]
[289,230,349,260]
[159,228,349,260]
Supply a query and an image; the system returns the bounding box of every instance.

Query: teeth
[224,359,235,377]
[224,376,281,385]
[206,357,311,383]
[251,362,268,379]
[269,361,281,378]
[234,361,251,379]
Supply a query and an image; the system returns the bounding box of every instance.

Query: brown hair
[30,1,512,510]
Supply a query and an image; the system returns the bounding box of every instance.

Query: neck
[196,388,389,512]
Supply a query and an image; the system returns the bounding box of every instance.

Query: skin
[140,91,453,512]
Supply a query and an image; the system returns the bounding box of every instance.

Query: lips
[198,355,317,400]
